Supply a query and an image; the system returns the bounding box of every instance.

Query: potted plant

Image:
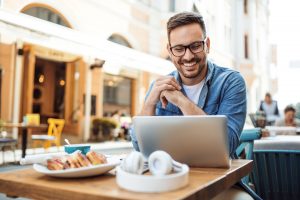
[91,118,118,142]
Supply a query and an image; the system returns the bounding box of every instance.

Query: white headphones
[116,150,189,193]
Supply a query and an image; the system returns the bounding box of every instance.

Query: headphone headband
[116,164,189,193]
[116,150,189,193]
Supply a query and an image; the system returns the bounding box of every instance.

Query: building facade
[0,0,274,140]
[190,0,274,112]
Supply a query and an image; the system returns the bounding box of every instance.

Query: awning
[0,9,174,75]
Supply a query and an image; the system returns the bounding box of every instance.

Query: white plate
[33,157,120,178]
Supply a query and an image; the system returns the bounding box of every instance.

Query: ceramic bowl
[64,144,91,155]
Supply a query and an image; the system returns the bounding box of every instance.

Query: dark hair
[167,12,206,43]
[265,92,271,98]
[284,106,296,114]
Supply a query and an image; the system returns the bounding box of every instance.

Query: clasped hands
[146,76,186,109]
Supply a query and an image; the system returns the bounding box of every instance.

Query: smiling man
[137,12,246,158]
[130,12,262,200]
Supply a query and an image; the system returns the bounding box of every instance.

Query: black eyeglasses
[169,39,206,57]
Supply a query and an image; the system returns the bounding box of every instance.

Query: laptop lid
[133,115,230,168]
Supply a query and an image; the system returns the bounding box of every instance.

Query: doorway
[21,44,83,135]
[32,58,66,123]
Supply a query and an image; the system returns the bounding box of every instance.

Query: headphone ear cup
[148,151,173,176]
[121,151,144,175]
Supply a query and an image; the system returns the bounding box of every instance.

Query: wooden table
[0,160,252,200]
[2,123,48,158]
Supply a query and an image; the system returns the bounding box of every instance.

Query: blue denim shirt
[130,61,247,157]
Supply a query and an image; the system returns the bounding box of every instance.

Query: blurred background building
[0,0,275,141]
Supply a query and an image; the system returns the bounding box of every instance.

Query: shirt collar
[205,60,214,85]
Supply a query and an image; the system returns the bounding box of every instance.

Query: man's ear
[205,37,210,53]
[167,43,172,55]
[167,43,174,60]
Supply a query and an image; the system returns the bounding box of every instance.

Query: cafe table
[0,159,252,200]
[2,123,48,158]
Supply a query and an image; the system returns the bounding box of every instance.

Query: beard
[177,55,206,79]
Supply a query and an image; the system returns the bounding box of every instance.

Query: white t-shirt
[261,101,278,122]
[182,80,205,104]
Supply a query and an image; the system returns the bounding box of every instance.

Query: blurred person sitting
[120,115,132,140]
[258,92,279,125]
[275,105,300,127]
[112,110,132,140]
[111,110,122,140]
[254,110,267,128]
[112,110,122,123]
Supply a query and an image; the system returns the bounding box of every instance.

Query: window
[192,4,199,13]
[22,7,69,27]
[103,75,132,116]
[244,34,249,59]
[108,35,131,48]
[244,0,248,15]
[169,0,175,12]
[104,76,131,106]
[105,35,132,115]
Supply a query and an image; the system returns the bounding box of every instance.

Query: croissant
[86,151,107,165]
[46,151,107,170]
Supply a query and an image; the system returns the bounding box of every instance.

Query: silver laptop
[133,115,230,168]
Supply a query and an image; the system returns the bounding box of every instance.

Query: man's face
[168,23,210,83]
[285,111,295,121]
[265,96,271,104]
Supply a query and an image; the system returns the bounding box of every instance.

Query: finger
[162,97,168,109]
[160,91,165,107]
[168,77,181,90]
[160,92,168,109]
[156,76,180,89]
[157,84,176,92]
[156,76,172,81]
[156,78,181,90]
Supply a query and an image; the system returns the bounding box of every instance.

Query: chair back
[249,113,258,127]
[236,128,262,184]
[251,149,300,200]
[236,128,262,160]
[47,118,65,145]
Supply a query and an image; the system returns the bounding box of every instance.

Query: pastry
[73,151,91,167]
[47,158,65,170]
[65,155,81,168]
[86,151,107,165]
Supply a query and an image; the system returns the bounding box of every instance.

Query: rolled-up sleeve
[129,82,155,151]
[217,72,247,156]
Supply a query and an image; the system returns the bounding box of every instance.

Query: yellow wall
[0,43,15,121]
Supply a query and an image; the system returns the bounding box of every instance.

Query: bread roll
[65,155,81,168]
[47,159,65,170]
[86,151,107,165]
[73,152,91,167]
